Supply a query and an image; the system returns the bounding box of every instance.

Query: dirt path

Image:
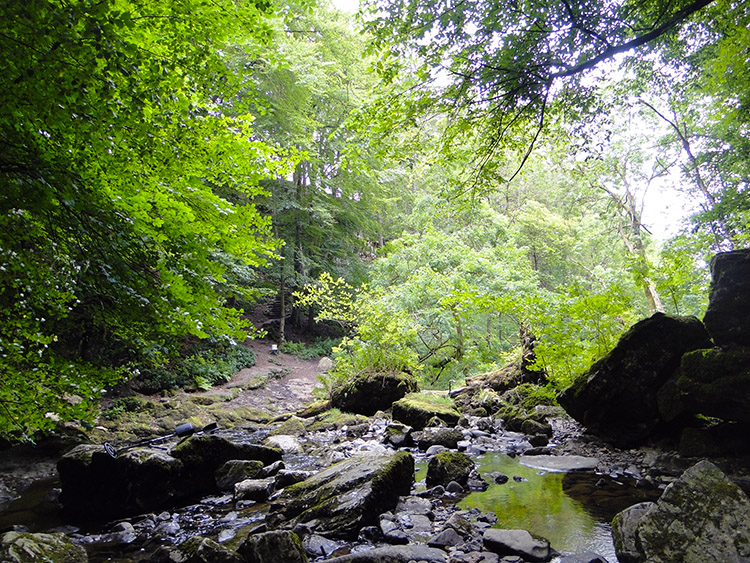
[206,338,326,416]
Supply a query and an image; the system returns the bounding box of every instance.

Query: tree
[0,0,291,439]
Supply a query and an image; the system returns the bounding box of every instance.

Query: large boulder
[391,393,461,430]
[559,313,711,447]
[238,530,308,563]
[612,460,750,563]
[151,536,243,563]
[320,545,448,562]
[331,372,418,416]
[673,346,750,424]
[0,531,88,563]
[703,248,750,346]
[267,452,414,540]
[483,529,552,562]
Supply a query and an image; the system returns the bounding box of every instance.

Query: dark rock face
[703,248,750,346]
[239,530,308,563]
[268,452,415,540]
[331,372,418,416]
[674,346,750,424]
[0,531,88,563]
[559,313,711,447]
[612,460,750,563]
[425,451,474,488]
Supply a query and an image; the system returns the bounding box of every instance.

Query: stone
[426,451,475,488]
[215,460,264,491]
[428,528,463,548]
[150,535,243,563]
[331,372,418,416]
[238,530,308,563]
[518,455,599,473]
[703,248,750,346]
[270,416,307,437]
[265,434,303,453]
[0,531,88,562]
[302,534,340,558]
[612,460,750,563]
[318,357,335,373]
[674,346,750,424]
[275,469,316,489]
[383,423,414,448]
[558,553,607,563]
[611,502,656,563]
[392,393,461,430]
[234,477,276,501]
[320,544,448,562]
[483,529,551,562]
[267,452,414,540]
[416,427,464,450]
[559,313,711,447]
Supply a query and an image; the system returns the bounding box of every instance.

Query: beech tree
[0,0,292,439]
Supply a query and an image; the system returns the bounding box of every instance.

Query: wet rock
[258,459,285,478]
[58,444,185,521]
[265,435,303,453]
[426,451,475,488]
[238,530,308,563]
[518,455,599,473]
[0,531,88,562]
[703,248,750,346]
[483,529,551,562]
[275,469,316,489]
[331,371,418,416]
[150,535,243,563]
[383,423,414,447]
[320,544,448,562]
[416,427,464,450]
[673,346,750,424]
[302,534,340,558]
[428,527,463,548]
[489,472,509,484]
[267,452,414,540]
[612,460,750,562]
[392,393,461,430]
[446,480,465,493]
[611,502,655,563]
[558,553,607,563]
[234,478,276,502]
[559,313,711,447]
[215,460,264,491]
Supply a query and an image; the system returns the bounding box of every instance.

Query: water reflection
[460,453,657,561]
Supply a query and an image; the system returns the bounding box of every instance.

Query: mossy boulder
[672,346,750,424]
[612,460,750,562]
[267,452,414,540]
[270,416,307,437]
[151,535,243,563]
[559,313,711,447]
[238,530,308,563]
[392,393,461,430]
[215,460,265,491]
[426,451,475,488]
[0,531,88,563]
[703,249,750,346]
[331,371,418,415]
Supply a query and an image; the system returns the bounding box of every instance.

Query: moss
[270,416,306,437]
[306,408,368,432]
[426,451,474,487]
[392,392,461,429]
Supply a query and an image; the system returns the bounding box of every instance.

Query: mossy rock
[331,371,418,416]
[215,460,265,491]
[270,416,307,437]
[392,393,461,430]
[152,535,243,563]
[426,451,474,488]
[306,409,369,432]
[1,531,88,563]
[268,452,414,540]
[238,530,307,563]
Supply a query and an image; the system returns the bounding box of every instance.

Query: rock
[483,529,551,562]
[611,502,656,563]
[234,477,276,501]
[673,346,750,424]
[275,469,316,489]
[215,460,265,491]
[150,535,243,563]
[267,452,414,540]
[678,423,750,458]
[489,472,509,484]
[320,544,449,562]
[612,460,750,562]
[331,372,418,416]
[238,530,308,563]
[428,528,463,548]
[302,534,340,558]
[446,480,465,493]
[392,393,461,430]
[58,444,185,521]
[416,427,464,450]
[258,459,285,478]
[0,531,88,562]
[383,423,413,447]
[703,248,750,346]
[426,451,475,488]
[270,416,307,437]
[518,455,599,473]
[559,313,711,447]
[318,357,335,373]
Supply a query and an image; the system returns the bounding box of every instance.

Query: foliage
[280,338,341,359]
[0,0,290,439]
[134,341,256,394]
[103,396,145,421]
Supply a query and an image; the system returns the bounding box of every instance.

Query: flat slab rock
[321,544,448,562]
[518,455,599,473]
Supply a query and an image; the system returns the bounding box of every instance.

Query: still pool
[458,453,659,561]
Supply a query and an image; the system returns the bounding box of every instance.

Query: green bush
[103,396,144,420]
[280,337,341,359]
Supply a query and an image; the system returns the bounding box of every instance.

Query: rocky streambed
[2,402,732,563]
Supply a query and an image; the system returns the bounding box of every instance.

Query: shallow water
[460,453,659,562]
